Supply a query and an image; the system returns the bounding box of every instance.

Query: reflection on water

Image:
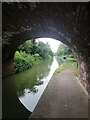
[55,56,64,66]
[15,59,52,97]
[3,56,63,118]
[15,57,59,112]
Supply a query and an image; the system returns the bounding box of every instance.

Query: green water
[3,57,63,118]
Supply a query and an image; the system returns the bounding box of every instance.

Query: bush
[14,39,54,73]
[14,51,43,73]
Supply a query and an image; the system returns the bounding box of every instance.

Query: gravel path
[29,66,88,118]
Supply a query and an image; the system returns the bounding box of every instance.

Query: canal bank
[29,66,88,118]
[3,57,62,118]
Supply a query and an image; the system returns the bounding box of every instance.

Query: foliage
[18,40,37,55]
[72,62,78,76]
[15,59,52,97]
[55,59,78,76]
[14,39,53,73]
[55,60,73,73]
[55,43,75,58]
[55,43,77,75]
[36,41,54,59]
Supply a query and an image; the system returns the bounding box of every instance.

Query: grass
[55,60,73,73]
[55,58,78,76]
[71,62,78,76]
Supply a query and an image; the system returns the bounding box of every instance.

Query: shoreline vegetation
[55,59,78,77]
[14,39,54,74]
[3,40,78,77]
[14,41,78,75]
[55,43,78,77]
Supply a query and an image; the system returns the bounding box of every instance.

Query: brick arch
[2,2,89,93]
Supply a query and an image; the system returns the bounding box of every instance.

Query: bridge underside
[2,2,90,93]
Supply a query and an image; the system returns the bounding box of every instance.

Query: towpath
[29,66,88,118]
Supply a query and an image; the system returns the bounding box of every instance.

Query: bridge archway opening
[2,2,89,95]
[2,3,89,118]
[11,37,77,112]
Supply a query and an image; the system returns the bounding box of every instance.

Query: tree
[55,43,74,58]
[14,39,54,73]
[36,41,53,59]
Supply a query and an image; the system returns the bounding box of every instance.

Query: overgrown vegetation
[55,60,78,76]
[72,62,78,76]
[55,43,78,76]
[14,39,54,73]
[55,60,73,73]
[55,43,75,58]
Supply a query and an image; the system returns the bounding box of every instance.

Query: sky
[36,38,61,53]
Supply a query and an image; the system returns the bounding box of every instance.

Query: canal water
[3,57,63,118]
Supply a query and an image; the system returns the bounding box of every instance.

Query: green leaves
[14,39,53,73]
[56,43,74,58]
[36,41,54,59]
